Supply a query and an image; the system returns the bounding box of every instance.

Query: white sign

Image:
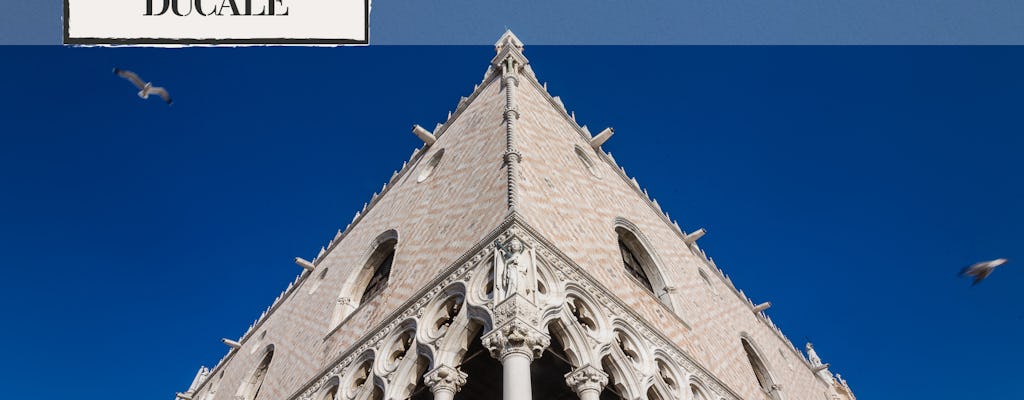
[64,0,369,45]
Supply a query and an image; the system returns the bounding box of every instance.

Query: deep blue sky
[0,46,1021,399]
[6,1,1024,44]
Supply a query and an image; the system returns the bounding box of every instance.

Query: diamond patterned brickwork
[511,75,833,399]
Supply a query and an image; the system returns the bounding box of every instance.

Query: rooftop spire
[494,29,524,53]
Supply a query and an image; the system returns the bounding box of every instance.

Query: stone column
[564,365,608,400]
[423,365,467,400]
[481,294,550,400]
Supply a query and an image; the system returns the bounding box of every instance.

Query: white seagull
[959,258,1008,285]
[113,68,172,105]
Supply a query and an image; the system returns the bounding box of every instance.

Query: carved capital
[424,365,467,395]
[484,295,547,360]
[482,318,549,361]
[564,365,608,395]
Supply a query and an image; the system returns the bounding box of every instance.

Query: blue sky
[6,1,1024,44]
[0,46,1022,399]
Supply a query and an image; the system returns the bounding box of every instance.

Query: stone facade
[177,31,854,400]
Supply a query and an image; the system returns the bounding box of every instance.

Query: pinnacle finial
[495,29,524,53]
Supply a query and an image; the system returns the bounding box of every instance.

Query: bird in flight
[113,68,172,105]
[959,258,1008,285]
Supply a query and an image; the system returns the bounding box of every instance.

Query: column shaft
[432,389,455,400]
[502,353,533,400]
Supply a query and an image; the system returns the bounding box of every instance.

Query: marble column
[482,294,550,400]
[423,365,467,400]
[564,365,608,400]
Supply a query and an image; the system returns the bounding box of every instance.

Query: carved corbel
[590,127,614,149]
[683,228,706,244]
[412,125,436,146]
[295,257,316,271]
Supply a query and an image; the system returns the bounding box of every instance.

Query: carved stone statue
[805,342,822,367]
[494,238,536,302]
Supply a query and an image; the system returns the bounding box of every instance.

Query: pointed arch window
[619,238,654,292]
[330,232,399,328]
[742,338,781,400]
[360,247,394,304]
[614,224,674,311]
[238,346,274,400]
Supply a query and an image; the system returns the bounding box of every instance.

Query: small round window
[574,146,601,178]
[417,148,445,183]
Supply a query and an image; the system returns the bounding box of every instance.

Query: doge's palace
[178,31,855,400]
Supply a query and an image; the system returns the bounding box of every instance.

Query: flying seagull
[959,258,1008,285]
[113,68,172,105]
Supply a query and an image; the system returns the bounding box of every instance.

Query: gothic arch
[342,351,379,400]
[419,283,467,342]
[379,323,428,400]
[331,230,400,326]
[740,335,782,400]
[236,344,275,400]
[652,353,682,397]
[612,218,677,312]
[608,320,651,371]
[375,321,419,377]
[561,283,611,338]
[546,313,593,368]
[421,283,484,369]
[532,256,561,308]
[601,353,643,400]
[316,376,340,400]
[465,255,495,310]
[646,384,671,400]
[688,380,711,400]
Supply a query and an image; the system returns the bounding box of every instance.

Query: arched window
[619,237,654,292]
[741,338,780,400]
[331,231,399,327]
[359,240,395,304]
[614,223,674,311]
[238,346,274,400]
